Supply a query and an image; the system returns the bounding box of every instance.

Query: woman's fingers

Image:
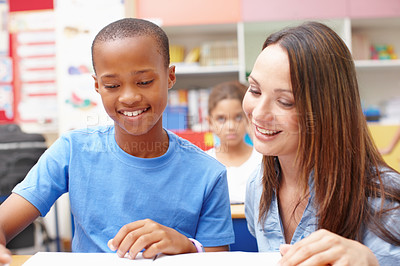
[279,229,379,266]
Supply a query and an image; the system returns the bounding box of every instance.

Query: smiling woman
[244,45,299,161]
[244,21,400,266]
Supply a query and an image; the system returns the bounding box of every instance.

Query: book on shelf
[163,88,210,132]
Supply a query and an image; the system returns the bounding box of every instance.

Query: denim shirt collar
[264,158,318,245]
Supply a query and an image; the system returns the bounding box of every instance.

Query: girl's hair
[208,81,248,115]
[259,21,400,245]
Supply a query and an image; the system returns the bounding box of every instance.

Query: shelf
[174,63,240,75]
[355,59,400,70]
[164,23,237,35]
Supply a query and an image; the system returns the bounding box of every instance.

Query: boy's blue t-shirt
[13,125,234,252]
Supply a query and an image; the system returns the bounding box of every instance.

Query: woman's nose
[252,100,275,123]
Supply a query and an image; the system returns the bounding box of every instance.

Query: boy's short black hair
[91,18,170,72]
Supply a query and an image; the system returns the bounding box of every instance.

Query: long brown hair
[258,21,400,244]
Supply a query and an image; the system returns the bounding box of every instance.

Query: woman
[243,21,400,265]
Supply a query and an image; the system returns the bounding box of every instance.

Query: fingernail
[108,239,116,251]
[117,251,124,258]
[127,253,134,260]
[1,253,11,261]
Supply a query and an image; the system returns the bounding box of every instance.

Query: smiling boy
[0,18,234,264]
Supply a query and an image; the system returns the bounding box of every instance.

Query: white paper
[23,251,281,266]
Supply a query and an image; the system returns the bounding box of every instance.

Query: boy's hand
[278,229,379,266]
[0,244,11,265]
[108,219,197,259]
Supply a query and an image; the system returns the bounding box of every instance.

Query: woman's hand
[0,244,11,265]
[108,219,196,260]
[279,229,379,266]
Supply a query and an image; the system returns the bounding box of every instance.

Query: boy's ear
[167,65,176,90]
[92,74,99,93]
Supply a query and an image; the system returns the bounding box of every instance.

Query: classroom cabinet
[163,23,244,90]
[351,17,400,122]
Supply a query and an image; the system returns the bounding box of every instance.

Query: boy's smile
[92,36,176,145]
[120,108,148,117]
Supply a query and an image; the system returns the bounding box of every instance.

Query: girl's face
[243,44,299,160]
[209,98,248,147]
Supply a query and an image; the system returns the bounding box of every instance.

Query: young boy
[0,18,234,264]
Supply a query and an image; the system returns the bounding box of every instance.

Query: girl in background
[207,81,262,204]
[244,21,400,265]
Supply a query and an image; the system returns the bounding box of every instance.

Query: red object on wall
[174,130,214,151]
[7,1,55,125]
[9,0,53,12]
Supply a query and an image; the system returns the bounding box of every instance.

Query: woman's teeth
[256,126,280,135]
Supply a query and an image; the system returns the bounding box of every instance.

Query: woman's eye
[248,85,261,95]
[278,100,294,107]
[138,80,154,86]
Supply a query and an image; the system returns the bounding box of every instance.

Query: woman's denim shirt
[245,163,400,265]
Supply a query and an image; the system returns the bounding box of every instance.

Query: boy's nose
[119,87,142,105]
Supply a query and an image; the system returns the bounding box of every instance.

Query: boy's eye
[138,80,154,86]
[104,84,119,89]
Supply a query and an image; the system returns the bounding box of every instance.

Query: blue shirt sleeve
[195,169,235,247]
[363,195,400,264]
[12,135,70,216]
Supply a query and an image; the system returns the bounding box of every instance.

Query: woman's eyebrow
[248,75,259,86]
[274,88,292,94]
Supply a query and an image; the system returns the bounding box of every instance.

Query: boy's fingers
[127,234,160,260]
[141,241,163,259]
[117,224,158,258]
[0,245,12,264]
[109,220,147,251]
[117,229,144,258]
[107,239,117,251]
[0,253,12,264]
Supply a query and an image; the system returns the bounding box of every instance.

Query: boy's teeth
[257,127,279,135]
[123,109,145,117]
